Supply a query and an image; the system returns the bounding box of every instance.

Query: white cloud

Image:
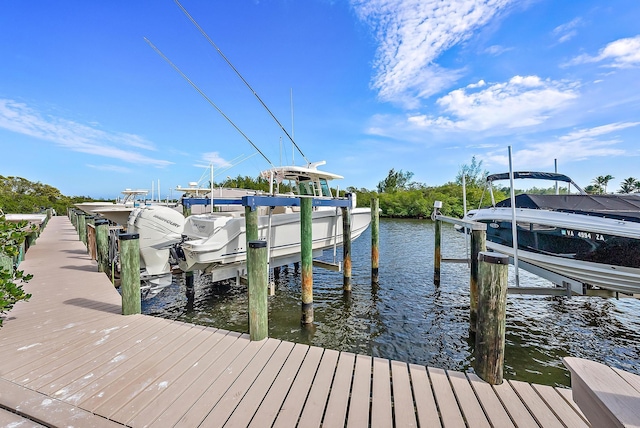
[352,0,513,107]
[566,35,640,68]
[86,164,133,173]
[202,152,232,168]
[481,121,639,169]
[408,75,579,131]
[552,17,583,44]
[484,45,512,56]
[0,99,173,167]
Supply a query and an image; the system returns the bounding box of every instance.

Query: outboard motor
[127,205,186,279]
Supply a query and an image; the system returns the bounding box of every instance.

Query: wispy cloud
[86,164,133,174]
[484,45,513,56]
[481,121,640,169]
[0,99,173,167]
[406,75,579,131]
[565,35,640,68]
[552,17,583,44]
[352,0,513,107]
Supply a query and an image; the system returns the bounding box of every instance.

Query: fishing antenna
[174,0,310,165]
[144,37,274,168]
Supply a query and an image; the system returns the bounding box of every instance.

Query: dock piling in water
[474,251,508,385]
[341,206,352,292]
[248,240,268,340]
[371,198,379,285]
[300,197,314,324]
[119,233,141,315]
[469,228,486,334]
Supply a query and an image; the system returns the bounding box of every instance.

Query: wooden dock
[0,216,591,427]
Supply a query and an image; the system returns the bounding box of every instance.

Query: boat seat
[563,357,640,427]
[272,206,294,214]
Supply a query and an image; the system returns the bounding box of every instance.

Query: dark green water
[143,218,640,387]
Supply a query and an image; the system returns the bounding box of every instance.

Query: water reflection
[143,218,640,387]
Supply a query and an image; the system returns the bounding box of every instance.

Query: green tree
[376,169,414,193]
[618,177,639,194]
[0,216,33,327]
[592,175,614,194]
[456,156,488,187]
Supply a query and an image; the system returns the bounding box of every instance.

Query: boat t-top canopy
[262,161,344,183]
[486,171,585,194]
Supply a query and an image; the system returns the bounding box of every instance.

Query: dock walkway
[0,216,590,427]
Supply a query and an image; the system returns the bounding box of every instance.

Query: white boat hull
[487,242,640,295]
[178,207,371,273]
[467,207,640,294]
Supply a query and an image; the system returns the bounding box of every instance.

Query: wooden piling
[86,219,97,260]
[469,228,486,333]
[248,240,268,341]
[185,270,195,299]
[77,212,87,246]
[371,198,379,284]
[434,217,441,286]
[341,206,352,292]
[300,197,313,324]
[95,220,110,274]
[119,233,141,315]
[474,251,508,385]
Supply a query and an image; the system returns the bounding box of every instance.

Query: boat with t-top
[463,172,640,294]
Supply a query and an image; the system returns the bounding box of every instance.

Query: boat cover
[495,194,640,223]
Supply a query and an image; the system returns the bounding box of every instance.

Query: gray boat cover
[495,194,640,223]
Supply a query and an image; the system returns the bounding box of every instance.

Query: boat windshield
[319,178,331,197]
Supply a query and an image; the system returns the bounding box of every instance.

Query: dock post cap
[433,200,443,209]
[118,233,140,240]
[249,240,267,249]
[478,252,509,264]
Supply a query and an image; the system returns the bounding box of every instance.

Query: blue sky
[1,0,639,199]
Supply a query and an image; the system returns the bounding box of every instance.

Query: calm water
[143,218,640,387]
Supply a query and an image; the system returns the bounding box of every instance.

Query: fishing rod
[174,0,310,165]
[144,37,275,168]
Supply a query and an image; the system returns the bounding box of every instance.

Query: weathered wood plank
[492,379,539,428]
[245,343,309,428]
[222,340,295,428]
[34,316,168,396]
[128,331,244,427]
[197,338,282,427]
[152,335,262,427]
[532,383,589,428]
[297,348,340,427]
[508,380,564,428]
[94,325,209,418]
[409,364,441,428]
[322,352,356,428]
[447,370,490,428]
[466,372,514,428]
[111,327,224,424]
[0,378,121,427]
[347,354,372,428]
[390,361,417,428]
[371,357,393,428]
[272,346,324,428]
[428,367,465,427]
[555,387,589,422]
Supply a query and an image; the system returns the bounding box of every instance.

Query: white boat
[464,172,640,294]
[129,161,371,282]
[74,189,149,217]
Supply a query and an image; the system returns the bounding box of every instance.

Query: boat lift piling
[371,197,380,285]
[341,206,352,293]
[119,233,141,315]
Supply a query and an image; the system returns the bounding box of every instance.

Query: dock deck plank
[0,216,594,428]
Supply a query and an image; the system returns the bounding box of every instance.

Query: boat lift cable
[174,0,310,165]
[144,37,275,168]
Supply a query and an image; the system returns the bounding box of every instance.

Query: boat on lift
[75,189,150,221]
[129,161,371,282]
[464,172,640,294]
